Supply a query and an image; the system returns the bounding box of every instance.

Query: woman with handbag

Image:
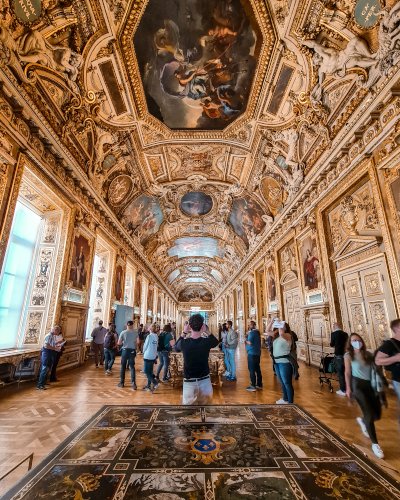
[344,333,384,458]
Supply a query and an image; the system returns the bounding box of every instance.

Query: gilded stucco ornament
[340,196,359,235]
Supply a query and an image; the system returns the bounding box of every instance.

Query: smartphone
[273,321,286,329]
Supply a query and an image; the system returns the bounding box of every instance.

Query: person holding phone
[174,314,219,405]
[266,318,293,403]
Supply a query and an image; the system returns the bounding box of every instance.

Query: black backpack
[104,333,115,350]
[157,332,169,352]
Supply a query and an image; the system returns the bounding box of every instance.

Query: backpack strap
[390,338,400,354]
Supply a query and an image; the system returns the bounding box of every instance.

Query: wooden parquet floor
[0,345,399,496]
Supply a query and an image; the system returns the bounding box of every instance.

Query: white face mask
[351,341,362,350]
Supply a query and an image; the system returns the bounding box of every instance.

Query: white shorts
[182,376,213,405]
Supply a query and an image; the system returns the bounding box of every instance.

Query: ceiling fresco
[4,0,396,302]
[133,0,261,129]
[178,286,213,302]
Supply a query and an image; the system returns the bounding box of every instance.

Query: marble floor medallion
[3,405,400,500]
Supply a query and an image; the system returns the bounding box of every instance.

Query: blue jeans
[104,349,116,371]
[222,344,230,373]
[38,350,54,387]
[275,362,294,403]
[247,354,262,387]
[226,349,236,378]
[120,349,136,383]
[144,359,156,386]
[156,351,170,380]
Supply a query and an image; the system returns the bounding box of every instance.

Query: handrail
[0,454,34,482]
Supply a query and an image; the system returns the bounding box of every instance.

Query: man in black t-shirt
[376,318,400,423]
[175,314,219,405]
[330,322,348,396]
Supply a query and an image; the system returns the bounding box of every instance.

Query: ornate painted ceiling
[2,0,399,302]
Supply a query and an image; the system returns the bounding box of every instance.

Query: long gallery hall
[1,0,400,498]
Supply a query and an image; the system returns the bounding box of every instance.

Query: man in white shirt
[37,326,63,390]
[142,324,159,393]
[91,320,107,367]
[225,321,238,381]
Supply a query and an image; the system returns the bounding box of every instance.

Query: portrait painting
[114,264,124,302]
[181,191,213,216]
[301,236,321,290]
[134,277,141,308]
[249,280,255,308]
[267,266,276,302]
[236,288,243,314]
[69,234,91,290]
[229,196,266,248]
[133,0,261,129]
[147,287,154,313]
[168,237,225,259]
[178,286,213,302]
[391,176,400,215]
[123,196,164,245]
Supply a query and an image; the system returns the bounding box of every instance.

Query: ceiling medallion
[180,191,213,217]
[108,175,133,206]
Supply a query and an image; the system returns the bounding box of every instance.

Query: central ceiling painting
[180,191,213,216]
[168,237,225,259]
[133,0,261,129]
[178,286,213,302]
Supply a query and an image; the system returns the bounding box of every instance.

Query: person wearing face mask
[344,333,384,459]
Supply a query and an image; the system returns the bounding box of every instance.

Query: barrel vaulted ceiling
[2,0,399,302]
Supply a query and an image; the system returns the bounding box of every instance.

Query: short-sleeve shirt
[344,352,371,381]
[246,329,261,356]
[176,334,219,379]
[377,338,400,382]
[158,332,173,352]
[273,336,291,364]
[119,329,138,350]
[43,332,56,349]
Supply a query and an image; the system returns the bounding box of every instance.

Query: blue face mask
[351,341,362,350]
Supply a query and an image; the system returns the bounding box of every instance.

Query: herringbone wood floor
[0,345,399,495]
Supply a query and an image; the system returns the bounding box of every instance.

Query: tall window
[0,202,41,348]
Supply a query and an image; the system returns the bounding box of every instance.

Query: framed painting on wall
[68,233,92,291]
[300,236,321,291]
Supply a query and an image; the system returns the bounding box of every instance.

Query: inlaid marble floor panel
[2,404,400,500]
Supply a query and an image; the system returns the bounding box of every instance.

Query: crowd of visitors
[38,313,400,460]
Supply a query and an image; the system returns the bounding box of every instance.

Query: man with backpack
[155,324,175,382]
[137,324,144,354]
[104,324,118,375]
[117,320,139,390]
[375,318,400,429]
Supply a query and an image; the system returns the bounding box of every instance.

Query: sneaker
[161,378,169,383]
[357,417,369,438]
[36,386,46,391]
[276,399,286,404]
[336,390,346,396]
[372,443,385,459]
[246,386,256,392]
[255,385,263,390]
[117,382,124,388]
[106,370,112,376]
[142,386,151,391]
[131,382,137,390]
[227,376,237,381]
[222,372,231,378]
[152,382,159,393]
[94,365,98,368]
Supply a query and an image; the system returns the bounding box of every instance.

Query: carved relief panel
[328,181,380,253]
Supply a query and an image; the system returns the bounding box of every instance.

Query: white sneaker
[276,399,288,404]
[336,390,346,396]
[357,417,369,438]
[372,443,385,459]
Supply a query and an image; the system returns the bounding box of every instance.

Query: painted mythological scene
[267,266,276,302]
[124,196,164,245]
[301,236,320,290]
[133,0,260,129]
[229,196,266,248]
[168,237,225,259]
[178,286,213,302]
[181,191,213,216]
[69,234,91,290]
[114,264,124,302]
